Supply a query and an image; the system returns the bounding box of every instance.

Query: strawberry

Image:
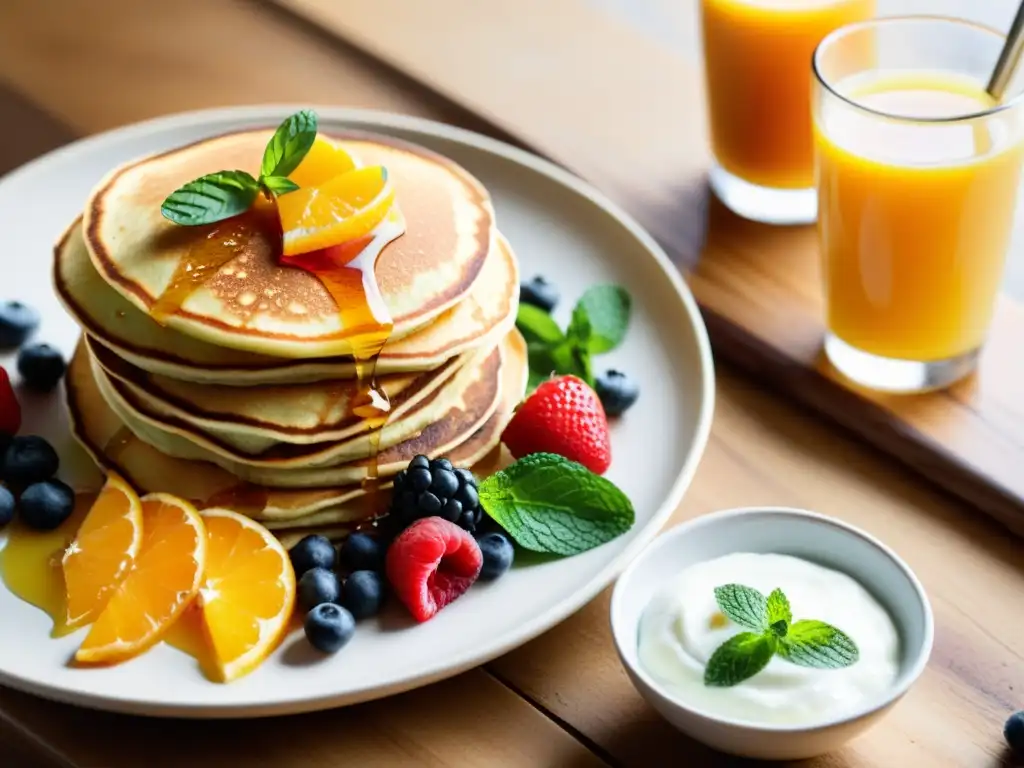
[501,375,611,474]
[0,366,21,436]
[386,517,483,623]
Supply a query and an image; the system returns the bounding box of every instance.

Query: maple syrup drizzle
[0,494,94,638]
[146,201,400,505]
[283,232,394,493]
[150,205,278,325]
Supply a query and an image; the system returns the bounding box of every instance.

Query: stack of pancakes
[53,129,526,545]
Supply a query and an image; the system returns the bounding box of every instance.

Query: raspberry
[385,517,483,622]
[0,367,21,437]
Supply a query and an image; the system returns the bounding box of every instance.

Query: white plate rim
[0,104,716,717]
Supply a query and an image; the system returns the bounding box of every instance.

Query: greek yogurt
[637,552,900,725]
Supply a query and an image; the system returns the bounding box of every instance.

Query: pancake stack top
[55,128,527,544]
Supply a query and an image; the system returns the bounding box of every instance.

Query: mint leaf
[704,632,776,687]
[260,175,300,196]
[575,284,631,354]
[713,584,769,633]
[566,301,592,346]
[525,340,592,394]
[516,303,564,346]
[160,170,260,226]
[769,619,788,638]
[478,452,634,556]
[766,588,792,625]
[261,109,318,178]
[778,620,859,669]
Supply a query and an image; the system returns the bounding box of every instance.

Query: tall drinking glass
[813,17,1024,392]
[700,0,875,225]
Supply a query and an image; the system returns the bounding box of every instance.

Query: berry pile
[0,306,73,532]
[289,532,388,653]
[518,274,640,417]
[289,453,517,651]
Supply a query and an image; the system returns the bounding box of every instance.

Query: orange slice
[62,472,143,629]
[75,493,207,665]
[277,165,393,256]
[287,136,358,188]
[197,508,296,683]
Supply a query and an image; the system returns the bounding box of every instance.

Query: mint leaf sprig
[160,110,317,226]
[703,584,859,688]
[517,284,631,393]
[478,452,635,556]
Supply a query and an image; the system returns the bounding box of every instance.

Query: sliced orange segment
[75,493,207,665]
[278,165,394,256]
[197,508,296,683]
[287,136,358,188]
[62,472,143,629]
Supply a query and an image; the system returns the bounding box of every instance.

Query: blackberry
[388,454,482,534]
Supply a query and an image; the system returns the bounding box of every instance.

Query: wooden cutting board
[269,0,1024,537]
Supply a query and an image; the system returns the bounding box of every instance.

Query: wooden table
[1,2,1022,766]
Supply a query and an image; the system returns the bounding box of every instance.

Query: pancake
[82,130,494,358]
[93,341,502,477]
[88,334,484,453]
[64,330,527,521]
[54,221,519,384]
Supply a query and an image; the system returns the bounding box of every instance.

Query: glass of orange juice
[812,17,1024,392]
[700,0,875,225]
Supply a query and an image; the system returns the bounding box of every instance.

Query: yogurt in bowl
[610,507,933,760]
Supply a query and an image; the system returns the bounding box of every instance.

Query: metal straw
[987,0,1024,101]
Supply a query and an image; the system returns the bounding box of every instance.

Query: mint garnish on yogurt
[703,583,860,687]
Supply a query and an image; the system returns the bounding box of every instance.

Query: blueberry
[19,479,74,531]
[297,567,341,611]
[520,275,559,312]
[342,570,385,620]
[429,468,458,498]
[477,532,515,580]
[1005,711,1024,757]
[595,369,640,417]
[289,534,336,577]
[16,343,66,393]
[409,455,429,470]
[440,498,462,523]
[0,486,14,527]
[0,301,39,349]
[338,532,384,573]
[304,603,356,654]
[3,435,59,486]
[408,467,432,492]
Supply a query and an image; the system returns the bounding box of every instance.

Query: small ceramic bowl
[609,507,933,761]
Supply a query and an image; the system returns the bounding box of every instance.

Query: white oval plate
[0,107,714,717]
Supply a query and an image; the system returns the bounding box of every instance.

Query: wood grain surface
[0,1,1022,767]
[272,0,1024,539]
